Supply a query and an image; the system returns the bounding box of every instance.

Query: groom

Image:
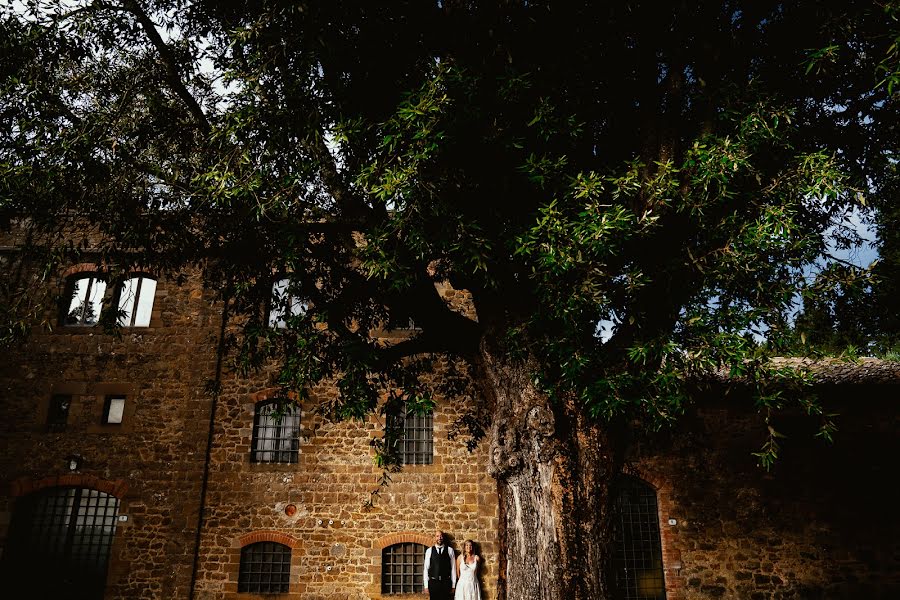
[423,530,456,599]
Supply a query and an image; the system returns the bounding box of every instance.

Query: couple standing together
[423,530,482,600]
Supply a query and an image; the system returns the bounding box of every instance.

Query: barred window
[5,487,120,599]
[395,409,433,465]
[238,541,291,594]
[609,476,666,600]
[117,275,157,327]
[382,542,426,594]
[63,274,107,326]
[251,400,301,463]
[47,394,71,431]
[268,278,307,329]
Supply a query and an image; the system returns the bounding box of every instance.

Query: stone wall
[0,266,220,599]
[1,241,898,599]
[631,383,900,600]
[192,370,499,600]
[0,253,500,600]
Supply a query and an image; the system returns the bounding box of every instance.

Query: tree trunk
[479,338,617,600]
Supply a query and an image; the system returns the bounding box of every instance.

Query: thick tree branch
[301,133,378,223]
[375,318,480,368]
[121,0,210,132]
[268,47,381,226]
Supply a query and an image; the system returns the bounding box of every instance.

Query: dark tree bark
[479,337,617,600]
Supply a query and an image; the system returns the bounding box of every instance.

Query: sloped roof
[766,357,900,384]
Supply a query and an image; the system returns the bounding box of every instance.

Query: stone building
[0,253,898,599]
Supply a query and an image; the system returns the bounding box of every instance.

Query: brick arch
[237,530,300,549]
[10,474,128,499]
[621,464,666,491]
[617,465,681,596]
[61,263,107,279]
[250,388,299,403]
[378,532,432,550]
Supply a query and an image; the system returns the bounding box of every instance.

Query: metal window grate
[610,477,667,600]
[396,410,433,465]
[382,542,426,594]
[6,487,119,599]
[238,541,291,593]
[47,394,71,431]
[251,401,301,463]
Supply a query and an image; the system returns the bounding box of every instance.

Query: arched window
[238,541,291,593]
[4,487,120,599]
[251,400,301,463]
[268,277,307,329]
[382,542,426,594]
[609,476,666,600]
[63,274,107,326]
[116,275,157,327]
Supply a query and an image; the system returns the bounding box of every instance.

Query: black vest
[428,546,451,578]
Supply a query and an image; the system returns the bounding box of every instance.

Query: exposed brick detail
[624,466,682,596]
[10,475,128,498]
[237,530,300,549]
[377,532,432,550]
[249,388,298,403]
[61,262,107,278]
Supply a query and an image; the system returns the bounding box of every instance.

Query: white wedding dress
[454,558,481,600]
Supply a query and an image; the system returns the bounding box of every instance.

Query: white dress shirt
[423,544,457,590]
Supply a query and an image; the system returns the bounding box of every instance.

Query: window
[238,541,291,594]
[250,400,301,463]
[268,277,307,329]
[394,409,434,465]
[609,476,666,600]
[117,275,157,327]
[102,395,126,425]
[63,274,107,326]
[382,542,426,594]
[47,394,71,431]
[62,272,158,328]
[5,487,120,600]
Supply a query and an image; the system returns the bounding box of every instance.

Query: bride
[454,539,482,600]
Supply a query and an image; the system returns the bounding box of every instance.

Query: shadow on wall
[640,383,900,599]
[444,536,490,594]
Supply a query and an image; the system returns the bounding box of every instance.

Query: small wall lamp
[66,455,82,471]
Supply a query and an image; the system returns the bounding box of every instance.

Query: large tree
[2,1,898,598]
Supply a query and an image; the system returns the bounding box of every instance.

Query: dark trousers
[429,578,452,600]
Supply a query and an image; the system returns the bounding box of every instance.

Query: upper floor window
[382,542,426,594]
[6,487,120,599]
[102,395,126,425]
[238,541,291,594]
[609,476,666,600]
[64,274,107,326]
[394,409,433,465]
[61,272,157,328]
[251,400,301,463]
[117,275,157,327]
[268,277,307,329]
[47,394,71,432]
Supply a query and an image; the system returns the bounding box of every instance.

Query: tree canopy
[1,0,898,459]
[3,2,899,598]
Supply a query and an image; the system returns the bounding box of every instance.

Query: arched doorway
[4,487,120,599]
